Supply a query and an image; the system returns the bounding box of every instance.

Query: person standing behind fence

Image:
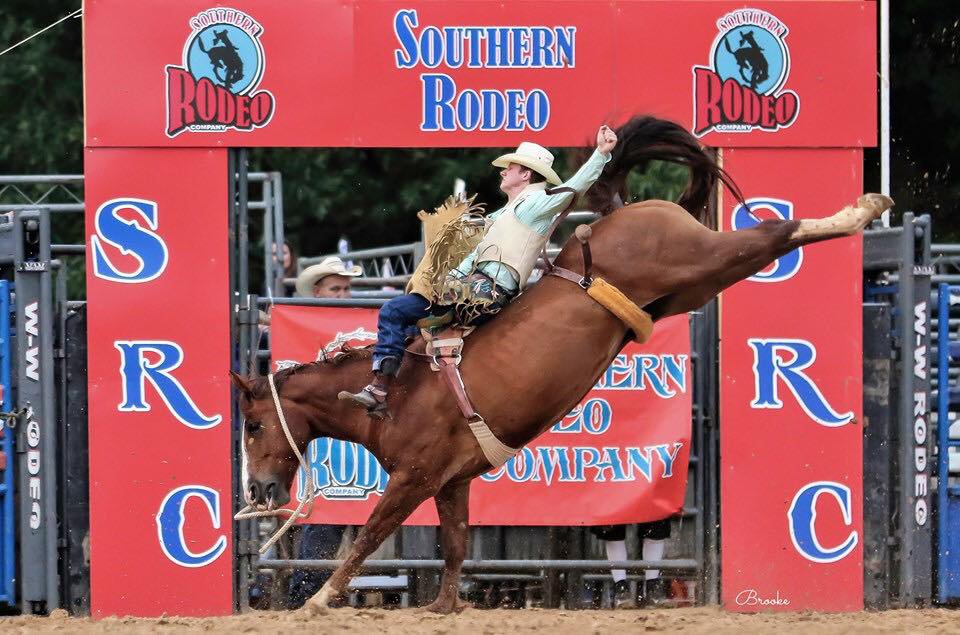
[286,255,362,608]
[590,520,671,608]
[295,256,360,299]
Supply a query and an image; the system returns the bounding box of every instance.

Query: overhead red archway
[82,0,877,617]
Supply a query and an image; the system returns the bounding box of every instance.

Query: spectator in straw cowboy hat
[339,125,618,415]
[295,256,362,299]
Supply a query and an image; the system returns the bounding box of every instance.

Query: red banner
[85,148,233,617]
[269,305,692,525]
[718,148,864,611]
[83,1,876,148]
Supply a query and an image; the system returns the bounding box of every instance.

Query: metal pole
[261,180,274,298]
[39,212,58,611]
[257,297,387,309]
[13,211,59,612]
[272,173,285,299]
[258,558,699,572]
[238,149,249,303]
[897,213,933,606]
[0,280,13,605]
[897,213,916,605]
[0,175,83,183]
[880,0,891,227]
[937,284,950,604]
[227,150,246,613]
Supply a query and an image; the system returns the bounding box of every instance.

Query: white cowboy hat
[295,256,362,297]
[492,142,562,186]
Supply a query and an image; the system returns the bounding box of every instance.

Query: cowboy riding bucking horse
[338,125,619,414]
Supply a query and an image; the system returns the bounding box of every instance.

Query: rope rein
[234,373,315,555]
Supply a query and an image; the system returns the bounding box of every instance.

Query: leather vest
[474,203,548,290]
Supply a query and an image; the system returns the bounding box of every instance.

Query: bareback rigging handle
[574,224,594,284]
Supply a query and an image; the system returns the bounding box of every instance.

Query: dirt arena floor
[0,607,957,634]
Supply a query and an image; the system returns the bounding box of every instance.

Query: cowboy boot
[338,357,398,416]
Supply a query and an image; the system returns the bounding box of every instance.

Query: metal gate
[0,177,91,613]
[862,212,934,608]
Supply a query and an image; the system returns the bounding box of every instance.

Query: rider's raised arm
[560,147,611,196]
[523,148,611,226]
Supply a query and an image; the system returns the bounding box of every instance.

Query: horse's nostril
[248,482,261,503]
[265,482,276,503]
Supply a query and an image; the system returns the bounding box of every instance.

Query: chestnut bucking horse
[230,115,893,614]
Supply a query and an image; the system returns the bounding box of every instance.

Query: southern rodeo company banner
[270,306,693,525]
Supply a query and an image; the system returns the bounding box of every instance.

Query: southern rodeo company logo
[692,8,799,137]
[165,7,275,137]
[277,327,384,502]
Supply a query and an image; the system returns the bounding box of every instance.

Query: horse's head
[213,29,236,49]
[230,371,314,509]
[739,30,759,49]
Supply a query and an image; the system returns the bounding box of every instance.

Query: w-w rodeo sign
[82,0,876,617]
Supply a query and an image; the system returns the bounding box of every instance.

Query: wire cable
[0,8,82,59]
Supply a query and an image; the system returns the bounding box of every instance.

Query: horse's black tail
[583,115,747,224]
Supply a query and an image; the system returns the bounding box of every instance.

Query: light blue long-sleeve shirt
[453,149,611,292]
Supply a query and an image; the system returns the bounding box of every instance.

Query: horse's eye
[246,420,262,435]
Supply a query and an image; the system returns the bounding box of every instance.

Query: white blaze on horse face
[241,426,252,504]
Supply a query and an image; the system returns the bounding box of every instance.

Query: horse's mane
[248,345,373,398]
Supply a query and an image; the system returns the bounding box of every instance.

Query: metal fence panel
[60,305,89,615]
[863,302,894,608]
[936,284,960,603]
[13,211,59,612]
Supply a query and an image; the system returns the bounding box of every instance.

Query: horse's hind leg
[422,479,470,614]
[303,470,440,615]
[646,194,893,319]
[789,194,893,245]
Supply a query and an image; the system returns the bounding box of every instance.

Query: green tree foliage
[0,3,83,175]
[882,1,960,236]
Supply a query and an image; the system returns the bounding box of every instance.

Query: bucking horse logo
[692,8,799,136]
[198,29,244,92]
[165,7,275,137]
[723,30,769,92]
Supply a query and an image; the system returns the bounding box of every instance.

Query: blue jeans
[373,293,430,368]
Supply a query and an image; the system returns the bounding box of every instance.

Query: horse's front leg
[422,479,471,614]
[303,469,439,615]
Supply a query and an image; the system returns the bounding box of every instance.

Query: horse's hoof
[420,596,471,614]
[301,599,327,617]
[302,585,339,616]
[857,193,894,217]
